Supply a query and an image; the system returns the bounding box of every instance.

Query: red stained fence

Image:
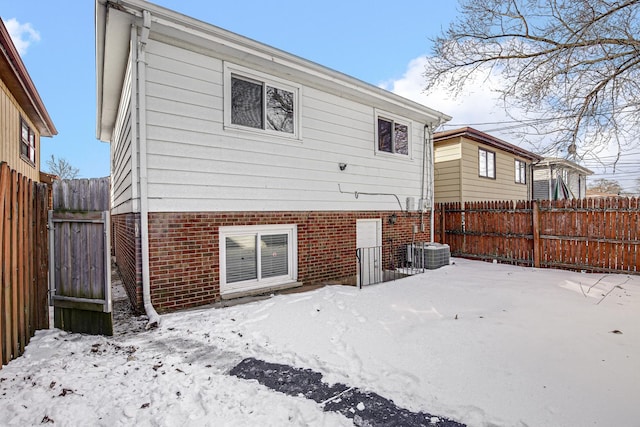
[435,198,640,274]
[0,162,50,369]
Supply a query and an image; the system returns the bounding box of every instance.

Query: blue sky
[2,0,458,179]
[3,1,636,190]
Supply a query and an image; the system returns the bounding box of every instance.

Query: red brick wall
[112,213,143,311]
[114,210,432,313]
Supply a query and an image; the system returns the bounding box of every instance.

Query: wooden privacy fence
[50,177,112,335]
[436,198,640,274]
[0,162,49,369]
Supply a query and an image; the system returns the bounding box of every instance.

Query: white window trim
[374,109,413,159]
[20,118,36,165]
[515,159,527,184]
[223,62,302,141]
[479,147,496,179]
[219,224,298,294]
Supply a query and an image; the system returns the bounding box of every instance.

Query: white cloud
[383,56,640,193]
[5,18,40,56]
[380,56,522,141]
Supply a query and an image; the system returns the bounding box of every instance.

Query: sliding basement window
[220,224,297,294]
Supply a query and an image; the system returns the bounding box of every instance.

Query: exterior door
[356,219,382,286]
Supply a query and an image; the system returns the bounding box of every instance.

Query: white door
[356,219,382,286]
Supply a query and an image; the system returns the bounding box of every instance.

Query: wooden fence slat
[441,196,640,275]
[0,163,8,365]
[0,163,49,369]
[532,201,540,267]
[10,170,18,361]
[18,173,26,354]
[26,181,34,337]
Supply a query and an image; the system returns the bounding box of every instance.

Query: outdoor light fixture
[339,163,347,171]
[388,213,397,225]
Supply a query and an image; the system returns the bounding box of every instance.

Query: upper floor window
[225,64,300,139]
[20,118,36,165]
[479,148,495,179]
[515,159,527,184]
[376,112,410,157]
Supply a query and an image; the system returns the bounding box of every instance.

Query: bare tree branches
[425,0,640,161]
[588,177,623,193]
[46,155,79,179]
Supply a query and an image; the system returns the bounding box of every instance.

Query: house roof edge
[0,18,57,137]
[95,0,451,141]
[434,127,542,161]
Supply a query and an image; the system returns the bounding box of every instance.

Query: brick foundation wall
[114,210,431,313]
[112,213,143,312]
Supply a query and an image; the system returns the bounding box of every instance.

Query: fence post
[440,203,446,244]
[532,200,540,268]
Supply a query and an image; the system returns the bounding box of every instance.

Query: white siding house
[96,0,450,313]
[532,158,593,200]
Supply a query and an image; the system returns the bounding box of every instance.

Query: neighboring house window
[20,118,36,165]
[375,112,410,156]
[224,64,300,138]
[479,148,495,178]
[515,159,527,184]
[220,225,297,292]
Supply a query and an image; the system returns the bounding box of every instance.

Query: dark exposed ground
[110,260,149,336]
[231,357,465,427]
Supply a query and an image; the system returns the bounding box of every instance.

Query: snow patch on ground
[1,258,638,426]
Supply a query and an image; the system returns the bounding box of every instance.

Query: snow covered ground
[1,258,638,426]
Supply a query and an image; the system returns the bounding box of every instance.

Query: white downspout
[424,122,438,243]
[421,124,428,234]
[137,10,160,328]
[428,124,436,243]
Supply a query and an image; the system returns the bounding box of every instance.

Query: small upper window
[515,159,527,184]
[377,116,409,156]
[226,66,298,138]
[479,148,495,179]
[20,118,36,165]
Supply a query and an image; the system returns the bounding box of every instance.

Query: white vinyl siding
[220,224,297,294]
[141,39,429,213]
[111,48,136,214]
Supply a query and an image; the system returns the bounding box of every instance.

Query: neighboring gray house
[95,0,450,316]
[532,158,593,200]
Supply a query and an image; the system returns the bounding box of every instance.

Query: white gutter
[136,10,160,328]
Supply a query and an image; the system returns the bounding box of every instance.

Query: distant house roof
[434,127,542,161]
[532,157,593,176]
[0,18,56,137]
